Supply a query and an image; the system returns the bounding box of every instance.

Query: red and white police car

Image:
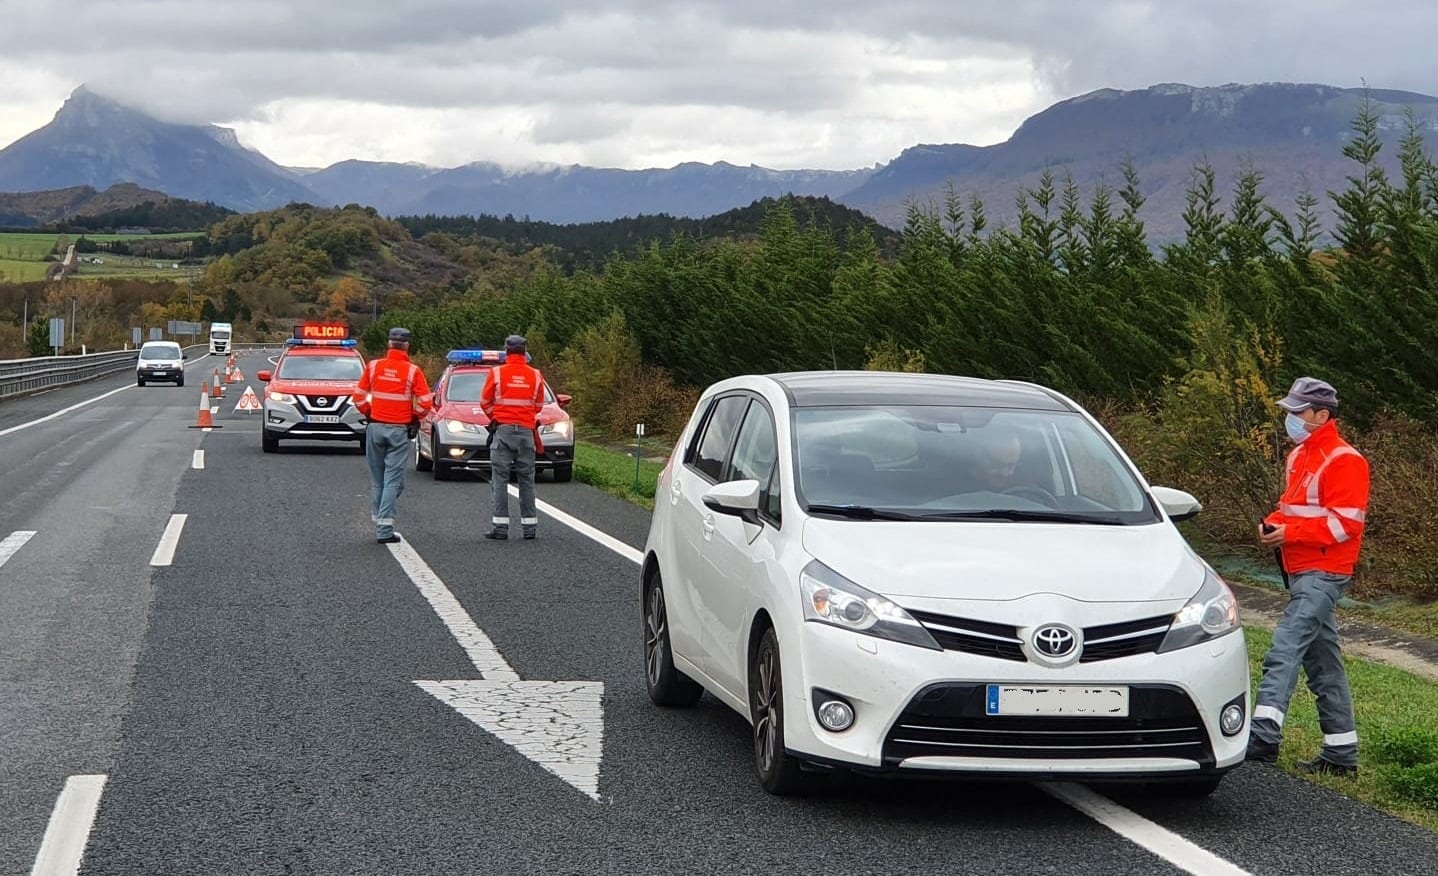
[257,323,368,453]
[415,348,575,481]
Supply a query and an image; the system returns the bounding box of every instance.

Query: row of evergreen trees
[369,99,1438,431]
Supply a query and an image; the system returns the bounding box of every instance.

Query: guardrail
[0,344,208,401]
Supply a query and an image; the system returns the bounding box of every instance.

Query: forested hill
[395,195,899,271]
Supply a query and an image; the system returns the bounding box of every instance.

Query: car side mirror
[556,393,572,409]
[1151,486,1202,523]
[703,479,762,525]
[258,370,272,382]
[182,353,188,360]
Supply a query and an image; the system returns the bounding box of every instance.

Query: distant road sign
[167,320,202,336]
[132,327,142,345]
[149,327,163,341]
[49,318,64,350]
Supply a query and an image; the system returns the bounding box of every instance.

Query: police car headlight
[1157,566,1240,653]
[444,419,485,435]
[541,420,572,439]
[267,391,297,404]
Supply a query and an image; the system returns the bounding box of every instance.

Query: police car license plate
[304,415,341,424]
[985,684,1129,717]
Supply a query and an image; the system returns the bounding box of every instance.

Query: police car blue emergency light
[445,348,532,364]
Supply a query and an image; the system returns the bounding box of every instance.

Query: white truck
[209,322,233,355]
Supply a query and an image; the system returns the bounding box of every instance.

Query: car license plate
[150,371,168,377]
[985,684,1129,717]
[304,415,341,424]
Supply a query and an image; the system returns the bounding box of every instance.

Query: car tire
[1150,776,1224,798]
[415,433,433,472]
[552,463,574,483]
[643,570,703,707]
[431,432,456,480]
[750,627,812,796]
[136,377,145,386]
[177,376,184,387]
[262,431,279,453]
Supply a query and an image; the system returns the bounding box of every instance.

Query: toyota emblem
[1033,624,1077,658]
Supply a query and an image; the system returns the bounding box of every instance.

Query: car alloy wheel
[749,628,811,795]
[643,571,702,707]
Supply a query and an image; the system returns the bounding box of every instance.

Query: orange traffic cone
[188,381,222,429]
[210,369,225,399]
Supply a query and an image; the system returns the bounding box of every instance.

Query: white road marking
[29,774,107,876]
[148,514,187,566]
[386,538,518,680]
[0,530,37,570]
[1043,783,1252,875]
[387,537,605,799]
[508,484,644,565]
[0,351,211,439]
[192,450,204,469]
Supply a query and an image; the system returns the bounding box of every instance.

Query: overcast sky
[0,1,1433,171]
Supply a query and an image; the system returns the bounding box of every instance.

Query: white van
[136,341,186,387]
[209,322,233,355]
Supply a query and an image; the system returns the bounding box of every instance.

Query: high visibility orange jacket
[1263,420,1370,575]
[481,354,546,429]
[355,349,432,425]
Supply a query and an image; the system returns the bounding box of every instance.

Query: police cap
[505,334,527,352]
[388,326,412,343]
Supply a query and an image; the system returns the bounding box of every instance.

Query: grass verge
[573,440,665,511]
[1246,626,1438,831]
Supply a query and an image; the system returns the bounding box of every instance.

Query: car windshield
[276,355,363,381]
[444,370,556,403]
[211,331,230,339]
[793,405,1159,525]
[141,346,180,360]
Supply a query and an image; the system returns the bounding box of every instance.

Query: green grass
[573,440,665,510]
[566,452,1438,831]
[1246,626,1438,831]
[0,232,206,283]
[0,257,51,282]
[1348,601,1438,640]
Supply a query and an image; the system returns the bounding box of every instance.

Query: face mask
[1284,413,1312,444]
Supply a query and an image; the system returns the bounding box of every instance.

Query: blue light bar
[285,338,359,347]
[446,349,531,364]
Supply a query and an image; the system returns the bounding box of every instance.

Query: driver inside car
[957,428,1024,494]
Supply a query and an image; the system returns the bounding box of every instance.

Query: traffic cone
[210,369,224,399]
[188,381,222,429]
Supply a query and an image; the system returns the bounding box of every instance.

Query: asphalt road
[3,351,1437,875]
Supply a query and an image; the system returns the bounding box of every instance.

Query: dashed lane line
[505,485,1254,876]
[192,449,204,469]
[0,353,211,439]
[29,774,107,876]
[0,530,37,570]
[148,514,187,567]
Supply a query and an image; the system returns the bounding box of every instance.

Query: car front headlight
[444,419,486,435]
[799,560,940,651]
[267,391,297,404]
[1157,565,1240,653]
[541,419,573,439]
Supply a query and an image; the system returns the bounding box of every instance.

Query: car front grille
[909,611,1026,662]
[1081,615,1171,662]
[883,683,1212,765]
[297,394,351,415]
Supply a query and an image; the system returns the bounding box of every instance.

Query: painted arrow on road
[387,538,605,801]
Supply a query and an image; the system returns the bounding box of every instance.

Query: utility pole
[71,297,76,345]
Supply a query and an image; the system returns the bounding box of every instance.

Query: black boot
[1297,756,1357,777]
[484,527,509,540]
[523,527,536,540]
[1246,736,1279,763]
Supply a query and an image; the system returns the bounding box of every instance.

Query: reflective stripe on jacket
[481,355,546,429]
[1263,420,1370,575]
[355,349,432,425]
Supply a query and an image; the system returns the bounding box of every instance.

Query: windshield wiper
[805,504,919,521]
[918,509,1128,525]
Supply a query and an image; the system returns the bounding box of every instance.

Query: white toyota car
[641,371,1249,796]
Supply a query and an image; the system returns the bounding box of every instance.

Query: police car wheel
[552,464,573,483]
[416,432,433,472]
[262,431,279,453]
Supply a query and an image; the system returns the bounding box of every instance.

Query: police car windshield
[444,371,556,403]
[276,355,363,381]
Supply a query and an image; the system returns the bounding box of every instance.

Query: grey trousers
[365,422,411,539]
[1251,570,1359,765]
[489,424,537,531]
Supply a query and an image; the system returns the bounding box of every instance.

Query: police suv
[257,323,368,453]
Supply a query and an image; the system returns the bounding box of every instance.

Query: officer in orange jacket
[1248,377,1369,775]
[355,327,433,544]
[481,335,547,540]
